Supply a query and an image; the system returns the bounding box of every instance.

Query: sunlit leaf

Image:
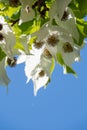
[56,53,65,66]
[0,47,6,61]
[64,65,77,76]
[76,18,87,46]
[50,58,55,73]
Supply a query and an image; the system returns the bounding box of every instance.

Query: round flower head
[38,70,45,77]
[47,34,59,47]
[34,40,44,49]
[63,42,73,53]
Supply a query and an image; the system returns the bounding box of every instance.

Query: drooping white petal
[49,0,72,19]
[19,8,35,25]
[18,34,30,54]
[57,41,80,66]
[62,47,80,66]
[31,24,49,42]
[0,16,16,58]
[56,0,72,19]
[25,55,41,83]
[19,0,35,25]
[46,44,58,58]
[40,55,54,74]
[55,17,79,42]
[34,75,49,96]
[49,1,58,19]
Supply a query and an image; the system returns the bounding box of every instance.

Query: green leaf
[11,9,20,21]
[3,6,21,18]
[50,58,55,73]
[76,18,87,46]
[77,19,87,36]
[44,78,51,89]
[77,0,87,12]
[18,20,34,34]
[56,53,65,66]
[0,47,6,61]
[64,65,77,76]
[14,42,25,51]
[12,23,22,36]
[57,53,77,76]
[69,0,87,18]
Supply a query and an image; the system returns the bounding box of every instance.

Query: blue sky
[0,44,87,129]
[0,2,87,129]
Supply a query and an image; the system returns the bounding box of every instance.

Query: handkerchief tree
[0,0,87,95]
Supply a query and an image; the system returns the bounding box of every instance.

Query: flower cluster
[0,0,86,95]
[16,0,81,95]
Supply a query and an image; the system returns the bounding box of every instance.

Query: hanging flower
[17,39,54,95]
[17,48,42,83]
[0,16,16,59]
[17,36,45,80]
[58,42,80,66]
[46,31,80,66]
[31,53,54,96]
[32,67,50,96]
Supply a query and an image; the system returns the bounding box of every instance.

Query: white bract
[17,49,40,82]
[55,17,79,42]
[49,0,72,20]
[57,42,80,66]
[0,16,16,59]
[19,0,35,25]
[17,34,30,54]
